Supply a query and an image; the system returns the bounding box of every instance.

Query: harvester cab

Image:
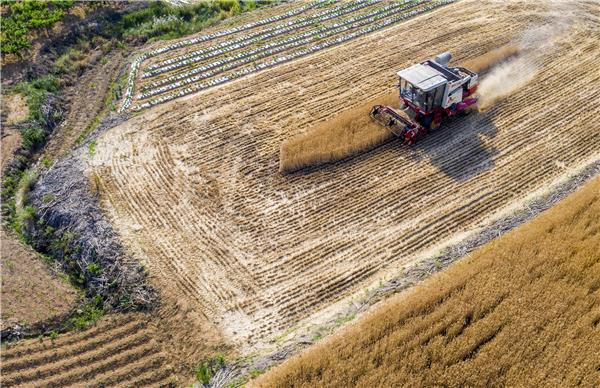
[370,52,479,145]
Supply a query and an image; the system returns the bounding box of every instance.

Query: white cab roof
[397,63,447,92]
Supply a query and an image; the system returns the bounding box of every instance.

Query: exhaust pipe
[434,52,452,66]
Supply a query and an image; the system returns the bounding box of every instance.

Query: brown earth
[1,313,175,387]
[1,303,229,387]
[0,229,79,332]
[253,176,600,387]
[1,93,28,171]
[88,0,600,353]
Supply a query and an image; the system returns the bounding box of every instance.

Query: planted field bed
[1,314,174,387]
[121,0,453,111]
[92,0,600,351]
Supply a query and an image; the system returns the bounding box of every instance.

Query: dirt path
[0,93,28,171]
[88,0,599,353]
[42,50,124,161]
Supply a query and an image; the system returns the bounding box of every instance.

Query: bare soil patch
[0,93,28,171]
[0,229,79,332]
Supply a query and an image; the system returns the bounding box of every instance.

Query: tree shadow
[404,110,499,182]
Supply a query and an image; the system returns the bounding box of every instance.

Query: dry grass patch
[253,177,600,387]
[279,94,397,174]
[0,229,79,331]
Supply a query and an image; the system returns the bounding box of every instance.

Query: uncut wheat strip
[144,0,383,76]
[140,1,426,97]
[1,319,147,374]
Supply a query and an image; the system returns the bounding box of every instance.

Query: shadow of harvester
[406,111,499,182]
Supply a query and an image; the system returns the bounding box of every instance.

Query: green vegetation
[194,353,226,385]
[10,169,38,238]
[69,295,104,330]
[1,0,73,56]
[13,75,61,148]
[115,0,261,42]
[87,140,97,156]
[1,75,60,226]
[86,262,101,276]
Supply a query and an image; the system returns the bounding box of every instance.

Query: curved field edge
[252,175,600,387]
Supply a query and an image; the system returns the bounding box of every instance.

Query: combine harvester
[279,52,484,174]
[370,52,478,145]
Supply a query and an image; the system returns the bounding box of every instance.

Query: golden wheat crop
[279,94,398,174]
[462,44,520,73]
[253,177,600,387]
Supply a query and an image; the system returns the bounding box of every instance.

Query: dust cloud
[477,22,568,110]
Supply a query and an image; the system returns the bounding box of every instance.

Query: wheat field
[253,177,600,387]
[89,0,600,347]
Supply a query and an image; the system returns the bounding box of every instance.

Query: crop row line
[146,0,331,57]
[139,1,423,98]
[132,1,454,110]
[143,0,381,76]
[119,1,329,112]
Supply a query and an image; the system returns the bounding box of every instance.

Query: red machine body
[370,52,479,145]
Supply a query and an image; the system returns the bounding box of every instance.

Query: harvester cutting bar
[369,105,426,145]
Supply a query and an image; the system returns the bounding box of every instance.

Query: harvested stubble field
[253,177,600,387]
[87,0,599,354]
